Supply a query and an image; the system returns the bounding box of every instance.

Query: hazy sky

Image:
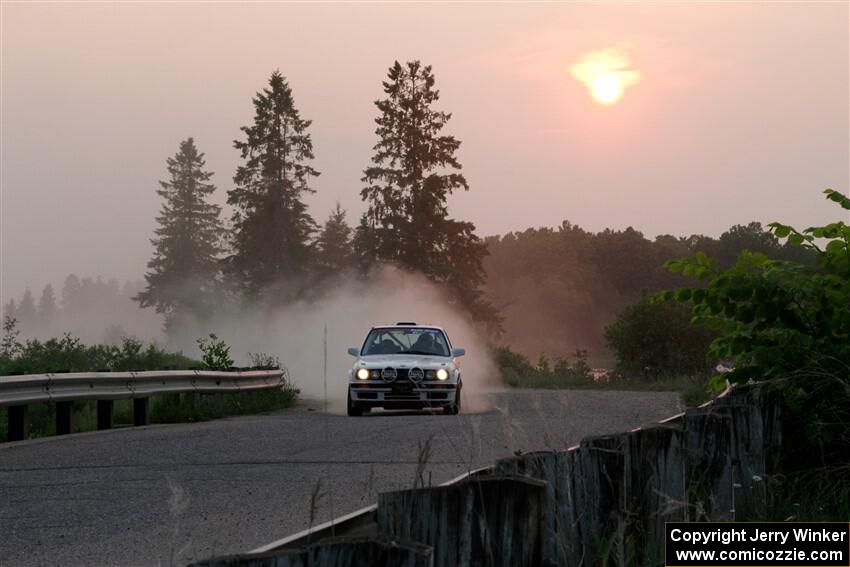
[2,2,848,301]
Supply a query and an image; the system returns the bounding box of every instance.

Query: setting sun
[591,74,624,105]
[569,47,641,106]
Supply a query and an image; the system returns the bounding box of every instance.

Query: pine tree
[37,284,57,328]
[3,299,17,321]
[16,289,37,333]
[227,71,320,302]
[316,203,354,280]
[135,138,223,331]
[357,60,498,326]
[61,274,81,315]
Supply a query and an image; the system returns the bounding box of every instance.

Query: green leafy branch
[657,189,850,387]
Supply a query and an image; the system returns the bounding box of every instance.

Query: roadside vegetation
[662,189,850,520]
[0,318,196,375]
[498,189,849,519]
[0,322,297,442]
[492,217,815,407]
[495,345,711,406]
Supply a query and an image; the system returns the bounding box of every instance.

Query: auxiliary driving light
[357,368,370,380]
[436,369,449,381]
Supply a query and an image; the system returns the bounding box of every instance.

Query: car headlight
[357,368,370,380]
[436,368,449,381]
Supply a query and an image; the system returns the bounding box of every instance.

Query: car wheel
[444,385,462,415]
[347,390,363,417]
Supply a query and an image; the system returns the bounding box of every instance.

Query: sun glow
[569,48,641,106]
[591,74,624,105]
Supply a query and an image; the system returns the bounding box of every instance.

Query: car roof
[371,324,445,332]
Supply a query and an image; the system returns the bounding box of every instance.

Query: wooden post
[711,387,781,520]
[55,401,73,435]
[8,404,29,441]
[573,434,626,564]
[622,425,687,566]
[494,450,578,565]
[133,397,149,426]
[683,410,734,521]
[377,475,546,567]
[307,535,433,567]
[97,400,114,430]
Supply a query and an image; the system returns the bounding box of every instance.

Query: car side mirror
[451,347,466,358]
[347,347,360,356]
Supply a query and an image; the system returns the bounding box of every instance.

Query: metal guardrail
[0,369,288,442]
[0,369,288,407]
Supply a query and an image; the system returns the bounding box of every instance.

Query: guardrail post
[133,397,149,426]
[8,405,29,441]
[55,401,73,435]
[97,400,114,430]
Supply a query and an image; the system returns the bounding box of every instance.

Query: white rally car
[346,323,465,416]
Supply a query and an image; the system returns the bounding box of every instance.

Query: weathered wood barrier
[377,475,546,567]
[196,535,434,567]
[193,386,781,567]
[488,386,780,565]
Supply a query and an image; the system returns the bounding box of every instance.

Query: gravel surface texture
[0,389,682,566]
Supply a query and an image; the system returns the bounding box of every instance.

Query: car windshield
[361,328,450,356]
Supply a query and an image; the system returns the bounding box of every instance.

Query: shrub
[0,325,197,375]
[248,351,281,369]
[662,189,850,384]
[604,298,715,381]
[1,316,22,359]
[662,189,850,469]
[495,345,593,388]
[196,333,233,370]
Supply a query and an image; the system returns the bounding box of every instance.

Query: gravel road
[0,389,682,566]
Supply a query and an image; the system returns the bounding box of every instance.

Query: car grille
[392,368,408,380]
[384,392,421,401]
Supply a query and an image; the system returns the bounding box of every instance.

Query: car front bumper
[348,380,458,407]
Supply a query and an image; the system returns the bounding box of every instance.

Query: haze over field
[2,2,847,302]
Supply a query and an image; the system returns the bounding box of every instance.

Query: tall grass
[758,467,850,521]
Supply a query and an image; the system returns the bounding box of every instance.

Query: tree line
[5,217,810,361]
[134,62,493,335]
[2,276,161,344]
[2,60,819,358]
[484,219,814,360]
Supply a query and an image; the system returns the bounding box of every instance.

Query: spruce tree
[3,299,17,321]
[227,71,319,302]
[61,274,81,315]
[37,284,57,329]
[135,138,223,331]
[316,203,354,280]
[15,289,37,332]
[357,60,498,326]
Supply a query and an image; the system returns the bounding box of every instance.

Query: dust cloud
[169,266,501,414]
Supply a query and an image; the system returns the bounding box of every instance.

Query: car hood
[356,354,451,368]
